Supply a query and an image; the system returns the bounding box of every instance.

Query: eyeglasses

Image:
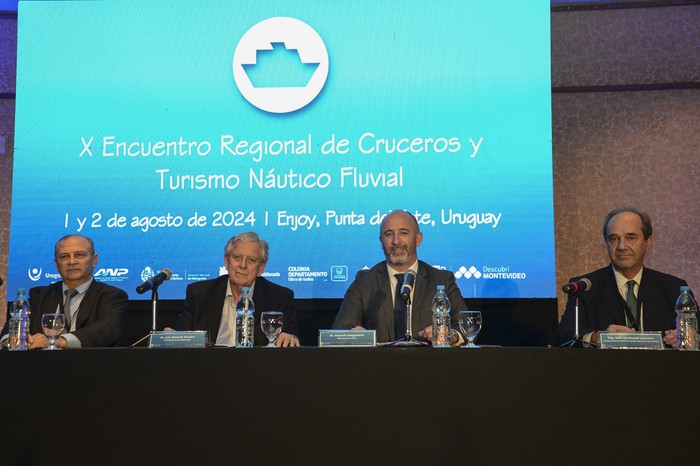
[229,254,260,266]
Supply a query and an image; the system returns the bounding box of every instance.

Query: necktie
[625,280,638,329]
[64,288,79,328]
[394,274,406,339]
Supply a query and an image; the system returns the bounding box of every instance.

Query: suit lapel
[375,265,395,340]
[74,281,97,328]
[412,262,429,335]
[252,276,266,314]
[603,266,629,325]
[207,277,228,340]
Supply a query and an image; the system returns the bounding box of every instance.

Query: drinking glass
[42,313,66,350]
[459,310,482,348]
[261,311,284,347]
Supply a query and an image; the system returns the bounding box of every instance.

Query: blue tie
[394,274,406,339]
[64,288,78,329]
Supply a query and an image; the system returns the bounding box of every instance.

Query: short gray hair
[224,232,269,263]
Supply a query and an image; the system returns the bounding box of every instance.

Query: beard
[386,245,411,266]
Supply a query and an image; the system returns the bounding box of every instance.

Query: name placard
[598,331,664,350]
[319,330,376,347]
[149,331,208,349]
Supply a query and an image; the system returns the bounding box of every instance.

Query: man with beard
[332,209,467,344]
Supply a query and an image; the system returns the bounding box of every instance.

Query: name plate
[149,331,208,349]
[598,331,664,350]
[319,330,376,347]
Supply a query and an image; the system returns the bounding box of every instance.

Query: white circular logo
[233,17,329,114]
[28,267,42,281]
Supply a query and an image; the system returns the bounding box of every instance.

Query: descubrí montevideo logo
[454,265,527,280]
[232,17,329,113]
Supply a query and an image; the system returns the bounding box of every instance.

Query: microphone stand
[131,283,163,348]
[387,294,428,346]
[560,295,581,347]
[151,284,160,333]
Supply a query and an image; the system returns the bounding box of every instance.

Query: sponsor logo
[287,266,328,282]
[330,266,348,282]
[28,267,42,282]
[455,265,527,280]
[95,267,130,282]
[140,267,156,283]
[186,273,212,282]
[233,17,329,113]
[455,266,482,280]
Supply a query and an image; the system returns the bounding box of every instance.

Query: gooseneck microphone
[400,269,416,301]
[136,268,172,294]
[562,278,592,294]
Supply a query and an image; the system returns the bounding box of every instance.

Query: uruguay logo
[28,267,42,282]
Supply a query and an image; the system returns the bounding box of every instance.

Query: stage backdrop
[9,0,554,300]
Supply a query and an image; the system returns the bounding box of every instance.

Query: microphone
[562,278,592,294]
[136,268,172,294]
[400,270,416,300]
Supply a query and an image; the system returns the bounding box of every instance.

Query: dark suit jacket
[556,264,688,345]
[176,275,299,346]
[0,280,127,347]
[332,260,467,343]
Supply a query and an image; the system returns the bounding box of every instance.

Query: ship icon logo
[233,17,329,114]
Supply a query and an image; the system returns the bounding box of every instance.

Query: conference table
[2,346,697,466]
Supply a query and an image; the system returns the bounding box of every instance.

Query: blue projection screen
[9,0,554,300]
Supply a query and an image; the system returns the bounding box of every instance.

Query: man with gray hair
[176,232,299,347]
[556,207,690,347]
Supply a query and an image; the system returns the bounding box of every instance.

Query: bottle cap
[436,285,445,291]
[680,286,690,293]
[242,286,250,293]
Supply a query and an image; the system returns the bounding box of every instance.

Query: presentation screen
[9,0,554,300]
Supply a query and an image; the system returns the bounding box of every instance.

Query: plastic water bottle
[675,286,698,351]
[431,285,451,348]
[9,289,31,351]
[235,287,255,348]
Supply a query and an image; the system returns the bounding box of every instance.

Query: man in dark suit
[2,234,127,348]
[556,207,689,347]
[176,232,299,347]
[332,210,467,344]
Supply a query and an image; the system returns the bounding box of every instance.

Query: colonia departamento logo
[233,17,329,113]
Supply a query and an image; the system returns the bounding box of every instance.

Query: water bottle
[675,286,698,351]
[235,287,255,348]
[9,288,31,351]
[431,285,451,348]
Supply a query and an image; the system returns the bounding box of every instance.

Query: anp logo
[233,17,329,113]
